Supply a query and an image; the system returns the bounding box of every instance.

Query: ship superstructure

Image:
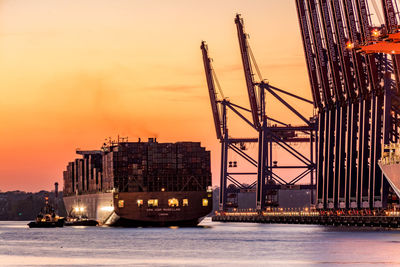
[379,144,400,198]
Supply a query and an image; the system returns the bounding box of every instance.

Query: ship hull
[112,217,202,227]
[63,191,212,226]
[379,162,400,197]
[63,192,114,225]
[114,191,212,226]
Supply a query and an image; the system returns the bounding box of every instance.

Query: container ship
[63,138,212,226]
[379,144,400,198]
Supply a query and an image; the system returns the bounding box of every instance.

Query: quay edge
[212,214,400,228]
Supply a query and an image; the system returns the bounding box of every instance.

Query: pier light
[371,28,380,37]
[79,207,85,212]
[346,41,354,49]
[74,207,79,212]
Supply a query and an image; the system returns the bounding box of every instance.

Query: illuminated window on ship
[202,199,208,207]
[118,200,124,208]
[183,199,189,206]
[137,199,143,207]
[168,198,179,207]
[148,199,158,207]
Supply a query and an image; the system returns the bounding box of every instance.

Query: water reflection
[0,218,400,266]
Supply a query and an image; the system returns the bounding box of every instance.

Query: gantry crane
[201,41,261,211]
[201,41,227,210]
[295,0,400,211]
[235,14,268,210]
[202,17,318,210]
[201,15,317,212]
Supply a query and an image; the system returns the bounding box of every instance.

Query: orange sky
[0,0,314,192]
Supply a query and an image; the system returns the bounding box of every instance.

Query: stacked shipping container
[63,139,211,196]
[63,152,103,196]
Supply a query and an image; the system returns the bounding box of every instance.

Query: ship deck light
[346,41,355,49]
[101,206,114,212]
[372,29,380,38]
[73,206,85,213]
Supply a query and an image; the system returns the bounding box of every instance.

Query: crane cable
[248,44,263,82]
[247,39,263,109]
[371,0,384,26]
[212,68,225,100]
[394,0,400,23]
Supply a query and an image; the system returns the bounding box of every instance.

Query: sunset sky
[0,0,314,192]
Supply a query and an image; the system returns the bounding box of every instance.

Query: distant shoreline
[0,191,66,221]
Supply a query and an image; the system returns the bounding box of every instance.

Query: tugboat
[64,217,98,226]
[28,213,64,228]
[28,189,65,228]
[64,208,98,226]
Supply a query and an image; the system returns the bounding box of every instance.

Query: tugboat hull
[28,219,64,228]
[64,220,99,226]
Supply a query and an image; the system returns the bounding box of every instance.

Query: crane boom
[381,0,397,33]
[381,0,400,89]
[306,0,333,107]
[354,0,379,94]
[319,0,344,103]
[295,0,322,110]
[235,14,261,130]
[355,0,371,42]
[342,0,368,97]
[330,0,356,100]
[201,41,223,140]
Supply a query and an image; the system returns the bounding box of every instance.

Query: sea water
[1,218,400,266]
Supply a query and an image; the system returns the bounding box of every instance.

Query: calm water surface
[1,218,400,266]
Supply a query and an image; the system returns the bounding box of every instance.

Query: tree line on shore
[0,191,66,220]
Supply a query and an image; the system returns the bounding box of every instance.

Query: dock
[212,211,400,228]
